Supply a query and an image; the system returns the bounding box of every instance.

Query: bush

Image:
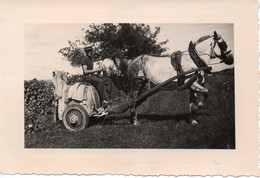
[24,79,55,133]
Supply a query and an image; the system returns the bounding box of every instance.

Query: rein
[208,62,223,65]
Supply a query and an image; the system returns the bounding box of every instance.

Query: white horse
[126,31,234,124]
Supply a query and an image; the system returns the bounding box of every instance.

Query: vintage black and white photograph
[24,23,234,149]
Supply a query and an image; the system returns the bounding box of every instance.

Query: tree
[59,23,168,67]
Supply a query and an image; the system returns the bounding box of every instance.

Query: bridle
[212,32,232,58]
[194,35,230,66]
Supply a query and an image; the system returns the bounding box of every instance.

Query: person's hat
[84,44,93,51]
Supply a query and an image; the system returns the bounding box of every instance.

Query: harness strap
[188,41,211,74]
[170,51,185,85]
[170,51,182,72]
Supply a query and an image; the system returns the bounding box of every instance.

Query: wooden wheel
[62,104,89,131]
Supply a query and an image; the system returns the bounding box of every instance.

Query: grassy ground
[25,69,235,149]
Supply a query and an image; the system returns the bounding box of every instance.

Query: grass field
[25,69,235,149]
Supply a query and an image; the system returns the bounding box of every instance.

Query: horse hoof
[198,102,204,108]
[133,120,140,126]
[191,120,198,125]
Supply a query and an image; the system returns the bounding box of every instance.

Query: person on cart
[80,45,119,105]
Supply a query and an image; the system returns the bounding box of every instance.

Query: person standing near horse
[80,45,119,103]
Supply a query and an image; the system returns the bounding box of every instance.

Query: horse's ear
[214,31,218,40]
[52,71,55,77]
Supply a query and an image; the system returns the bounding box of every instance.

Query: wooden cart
[57,67,211,131]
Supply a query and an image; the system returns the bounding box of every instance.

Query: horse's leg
[190,81,208,109]
[188,90,198,125]
[130,108,139,126]
[129,78,146,98]
[189,103,198,125]
[187,80,208,125]
[129,78,145,126]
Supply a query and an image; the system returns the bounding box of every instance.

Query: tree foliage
[59,23,168,66]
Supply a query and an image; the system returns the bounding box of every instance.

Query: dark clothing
[81,55,118,101]
[82,75,118,101]
[81,56,93,70]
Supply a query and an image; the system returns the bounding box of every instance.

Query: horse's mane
[195,35,212,45]
[130,53,169,60]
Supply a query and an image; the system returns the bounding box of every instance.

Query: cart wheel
[62,104,89,131]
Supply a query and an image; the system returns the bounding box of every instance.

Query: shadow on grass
[89,110,214,127]
[90,113,191,126]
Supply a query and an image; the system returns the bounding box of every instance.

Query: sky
[24,23,234,80]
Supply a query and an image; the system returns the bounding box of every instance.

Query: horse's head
[211,31,234,65]
[52,70,69,99]
[195,31,234,65]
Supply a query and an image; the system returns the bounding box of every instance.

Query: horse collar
[188,41,211,74]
